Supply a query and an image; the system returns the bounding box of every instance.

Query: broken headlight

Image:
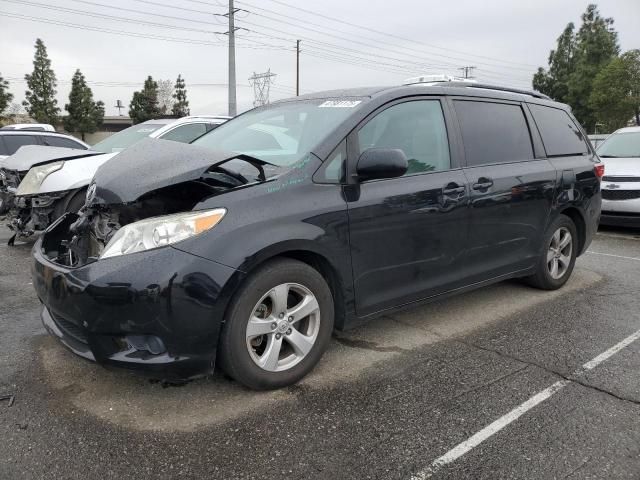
[100,208,226,259]
[16,161,64,196]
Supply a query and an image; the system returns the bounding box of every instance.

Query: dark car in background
[31,79,602,390]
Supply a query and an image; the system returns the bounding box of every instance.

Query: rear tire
[525,214,577,290]
[218,258,334,390]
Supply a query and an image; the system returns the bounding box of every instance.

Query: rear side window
[357,100,451,175]
[454,100,534,167]
[160,123,208,143]
[42,136,86,149]
[528,104,588,156]
[0,137,7,155]
[2,135,38,155]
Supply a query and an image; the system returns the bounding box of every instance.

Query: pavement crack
[568,377,640,406]
[453,338,640,408]
[409,324,640,407]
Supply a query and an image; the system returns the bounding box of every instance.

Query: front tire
[218,258,334,390]
[526,214,577,290]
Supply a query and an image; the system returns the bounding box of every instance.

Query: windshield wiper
[598,155,618,158]
[211,154,279,182]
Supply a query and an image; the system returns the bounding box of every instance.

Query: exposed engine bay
[41,157,277,267]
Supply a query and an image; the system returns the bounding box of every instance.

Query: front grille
[602,189,640,201]
[603,176,640,183]
[51,311,88,344]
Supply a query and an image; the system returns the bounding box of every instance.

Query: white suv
[3,116,229,243]
[597,126,640,227]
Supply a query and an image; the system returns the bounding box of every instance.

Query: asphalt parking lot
[1,224,639,479]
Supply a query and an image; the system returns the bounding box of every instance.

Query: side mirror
[356,148,408,181]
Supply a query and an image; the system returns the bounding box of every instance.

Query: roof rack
[437,81,550,100]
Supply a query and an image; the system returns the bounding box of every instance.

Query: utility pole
[114,100,124,116]
[459,66,476,79]
[296,40,301,96]
[249,70,277,107]
[225,0,237,117]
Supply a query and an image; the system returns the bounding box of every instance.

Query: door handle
[472,178,494,190]
[442,183,465,195]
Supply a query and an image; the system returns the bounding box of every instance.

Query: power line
[238,0,536,75]
[130,0,219,16]
[259,0,538,69]
[302,50,420,77]
[8,0,293,51]
[1,0,225,35]
[66,0,222,26]
[0,11,290,50]
[238,21,446,71]
[236,19,533,83]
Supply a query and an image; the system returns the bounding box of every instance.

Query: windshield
[192,98,365,166]
[597,132,640,158]
[91,123,165,153]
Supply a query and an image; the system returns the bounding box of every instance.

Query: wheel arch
[222,241,352,331]
[558,206,587,256]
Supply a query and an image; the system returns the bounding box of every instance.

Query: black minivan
[31,80,602,389]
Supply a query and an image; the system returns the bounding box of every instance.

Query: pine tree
[23,38,60,125]
[532,5,620,132]
[171,74,190,117]
[129,76,161,124]
[0,73,13,116]
[567,4,620,132]
[63,69,105,141]
[533,23,576,104]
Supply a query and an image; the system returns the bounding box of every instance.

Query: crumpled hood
[600,157,640,177]
[91,137,278,204]
[2,145,102,171]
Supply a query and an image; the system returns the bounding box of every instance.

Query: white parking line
[586,251,640,262]
[410,328,640,480]
[582,329,640,371]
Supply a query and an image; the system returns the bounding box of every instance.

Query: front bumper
[32,236,240,379]
[600,211,640,228]
[600,195,640,228]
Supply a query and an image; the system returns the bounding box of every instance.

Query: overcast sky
[1,0,638,117]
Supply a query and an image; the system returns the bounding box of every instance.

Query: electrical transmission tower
[248,70,277,107]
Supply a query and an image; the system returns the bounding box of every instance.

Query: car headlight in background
[100,208,227,259]
[16,161,64,196]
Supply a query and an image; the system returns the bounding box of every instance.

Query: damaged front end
[6,191,71,245]
[0,168,24,215]
[41,139,278,268]
[32,139,281,379]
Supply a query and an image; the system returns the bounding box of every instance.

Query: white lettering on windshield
[318,100,362,108]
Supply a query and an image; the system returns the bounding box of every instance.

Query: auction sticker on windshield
[318,100,362,108]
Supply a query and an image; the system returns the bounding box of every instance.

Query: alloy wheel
[245,283,321,372]
[547,226,572,280]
